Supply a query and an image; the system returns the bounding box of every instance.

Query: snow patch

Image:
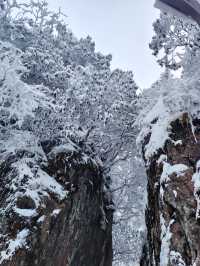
[37,215,45,223]
[160,162,188,199]
[161,163,188,183]
[4,155,67,220]
[48,143,77,158]
[170,250,186,266]
[0,229,29,264]
[51,209,61,217]
[137,97,171,159]
[0,130,45,158]
[160,215,174,266]
[172,140,183,146]
[14,207,37,218]
[157,154,167,164]
[192,160,200,219]
[173,190,178,198]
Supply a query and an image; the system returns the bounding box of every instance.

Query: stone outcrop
[0,132,113,266]
[141,113,200,265]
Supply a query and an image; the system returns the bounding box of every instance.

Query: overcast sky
[47,0,161,88]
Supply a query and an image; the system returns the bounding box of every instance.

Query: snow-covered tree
[149,13,200,71]
[0,41,51,130]
[0,1,146,265]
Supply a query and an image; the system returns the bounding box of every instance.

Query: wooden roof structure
[155,0,200,24]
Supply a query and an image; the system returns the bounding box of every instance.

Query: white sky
[47,0,161,88]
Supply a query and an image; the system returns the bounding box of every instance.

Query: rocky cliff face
[141,113,200,266]
[0,131,113,266]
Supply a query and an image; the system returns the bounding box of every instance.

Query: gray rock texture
[141,113,200,266]
[0,134,113,266]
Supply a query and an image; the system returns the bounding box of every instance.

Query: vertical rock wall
[141,114,200,266]
[0,135,113,266]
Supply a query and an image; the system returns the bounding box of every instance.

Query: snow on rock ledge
[137,75,200,161]
[139,75,200,265]
[141,114,200,265]
[0,131,113,266]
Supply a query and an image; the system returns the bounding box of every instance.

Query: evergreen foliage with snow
[150,13,200,71]
[139,13,200,161]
